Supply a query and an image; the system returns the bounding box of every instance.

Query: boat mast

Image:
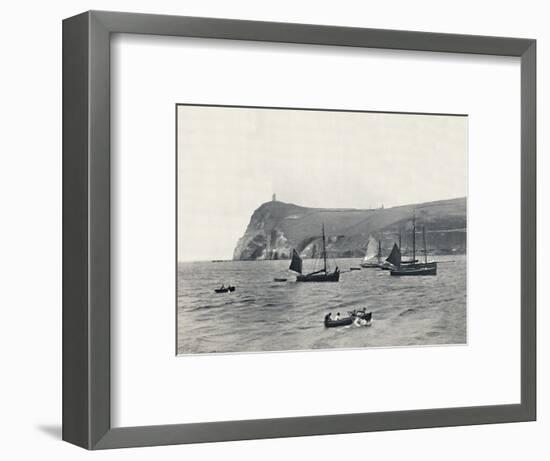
[422,226,427,264]
[398,229,402,250]
[412,209,416,262]
[377,239,382,264]
[322,223,327,273]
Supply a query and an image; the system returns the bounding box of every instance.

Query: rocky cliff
[233,197,467,260]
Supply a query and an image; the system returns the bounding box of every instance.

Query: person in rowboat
[334,312,341,321]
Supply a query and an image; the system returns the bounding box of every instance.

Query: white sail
[363,236,378,261]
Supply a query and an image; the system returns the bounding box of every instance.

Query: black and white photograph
[177,104,468,354]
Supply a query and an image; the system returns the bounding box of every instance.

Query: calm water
[177,255,467,355]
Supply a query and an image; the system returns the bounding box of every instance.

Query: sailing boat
[289,224,340,282]
[360,236,382,268]
[390,210,437,276]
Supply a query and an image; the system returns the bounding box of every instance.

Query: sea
[177,255,467,355]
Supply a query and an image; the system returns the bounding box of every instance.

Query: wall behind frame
[0,0,545,460]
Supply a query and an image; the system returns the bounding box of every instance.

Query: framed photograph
[176,104,468,354]
[63,10,536,449]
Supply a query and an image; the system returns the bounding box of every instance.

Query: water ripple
[177,255,467,354]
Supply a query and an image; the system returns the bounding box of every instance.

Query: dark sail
[289,249,303,274]
[386,243,401,267]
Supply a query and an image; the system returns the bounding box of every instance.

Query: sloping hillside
[233,197,467,260]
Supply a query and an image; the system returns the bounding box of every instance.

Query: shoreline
[178,253,467,264]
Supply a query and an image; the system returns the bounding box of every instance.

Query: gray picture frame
[62,10,536,450]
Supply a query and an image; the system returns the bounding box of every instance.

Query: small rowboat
[214,285,235,293]
[324,310,373,328]
[273,278,288,282]
[350,267,361,271]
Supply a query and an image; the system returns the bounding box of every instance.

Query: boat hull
[401,261,437,269]
[297,271,340,282]
[324,317,353,328]
[390,263,437,276]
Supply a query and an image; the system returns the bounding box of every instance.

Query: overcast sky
[177,105,467,261]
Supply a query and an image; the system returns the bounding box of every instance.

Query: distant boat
[390,211,437,276]
[273,277,288,282]
[214,285,235,293]
[289,224,340,282]
[350,267,361,271]
[361,235,382,268]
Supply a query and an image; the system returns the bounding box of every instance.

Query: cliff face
[233,198,467,260]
